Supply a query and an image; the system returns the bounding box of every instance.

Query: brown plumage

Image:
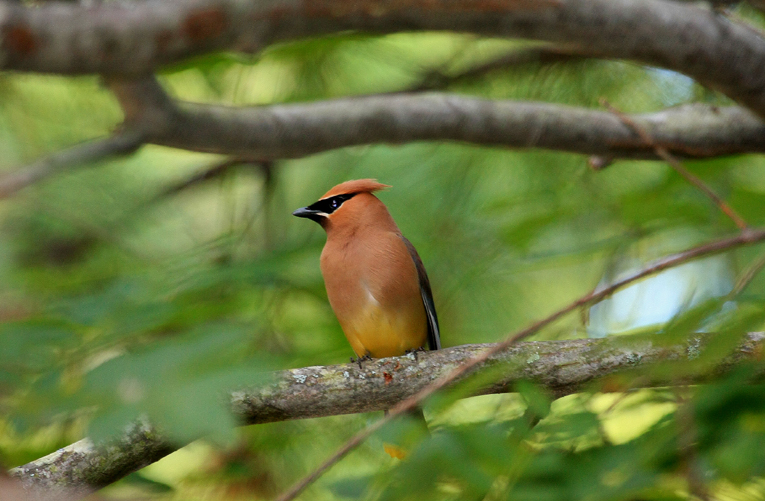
[293,179,440,359]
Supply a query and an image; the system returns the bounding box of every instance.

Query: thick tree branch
[12,84,762,193]
[11,422,175,501]
[108,77,765,160]
[10,332,765,500]
[0,131,144,198]
[3,0,765,117]
[11,83,763,190]
[0,470,40,501]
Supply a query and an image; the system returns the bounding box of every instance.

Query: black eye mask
[307,193,357,215]
[293,193,358,223]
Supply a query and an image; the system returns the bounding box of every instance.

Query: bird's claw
[405,346,427,361]
[351,354,372,369]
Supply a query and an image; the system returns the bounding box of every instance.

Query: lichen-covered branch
[2,0,765,117]
[107,77,765,160]
[10,333,765,500]
[10,422,174,501]
[231,332,765,423]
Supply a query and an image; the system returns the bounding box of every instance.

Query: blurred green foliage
[2,14,765,501]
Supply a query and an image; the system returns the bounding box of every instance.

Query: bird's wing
[400,236,441,350]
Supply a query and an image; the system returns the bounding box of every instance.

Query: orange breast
[320,229,428,358]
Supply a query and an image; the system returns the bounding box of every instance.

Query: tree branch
[11,422,175,501]
[3,0,765,116]
[12,79,760,194]
[11,80,762,193]
[0,131,144,198]
[108,77,765,160]
[400,45,587,93]
[10,332,765,500]
[152,157,268,200]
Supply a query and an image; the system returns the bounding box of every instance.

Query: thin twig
[275,226,765,501]
[152,157,266,200]
[730,252,765,297]
[601,99,748,230]
[402,45,584,93]
[0,131,144,198]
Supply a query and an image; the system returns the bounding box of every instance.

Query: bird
[293,179,441,458]
[292,179,441,359]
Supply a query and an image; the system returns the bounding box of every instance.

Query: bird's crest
[321,179,390,199]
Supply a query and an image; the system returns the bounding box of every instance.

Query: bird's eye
[331,199,339,209]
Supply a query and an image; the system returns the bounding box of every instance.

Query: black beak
[292,207,325,224]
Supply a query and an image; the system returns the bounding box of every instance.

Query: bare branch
[601,99,749,230]
[10,76,754,191]
[277,226,765,501]
[10,331,765,500]
[108,77,765,161]
[0,131,144,198]
[153,157,267,200]
[3,0,765,116]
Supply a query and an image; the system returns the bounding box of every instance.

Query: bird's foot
[405,347,427,361]
[351,354,372,369]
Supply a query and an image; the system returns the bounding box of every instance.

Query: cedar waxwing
[292,179,441,360]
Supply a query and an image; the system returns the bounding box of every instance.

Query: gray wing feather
[400,236,441,351]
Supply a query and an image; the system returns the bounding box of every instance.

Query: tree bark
[10,332,765,500]
[108,77,765,160]
[3,0,765,117]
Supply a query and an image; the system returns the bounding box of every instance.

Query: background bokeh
[3,19,765,500]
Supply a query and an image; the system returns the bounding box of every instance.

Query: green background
[3,13,765,500]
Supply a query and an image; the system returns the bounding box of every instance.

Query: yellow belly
[341,301,427,358]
